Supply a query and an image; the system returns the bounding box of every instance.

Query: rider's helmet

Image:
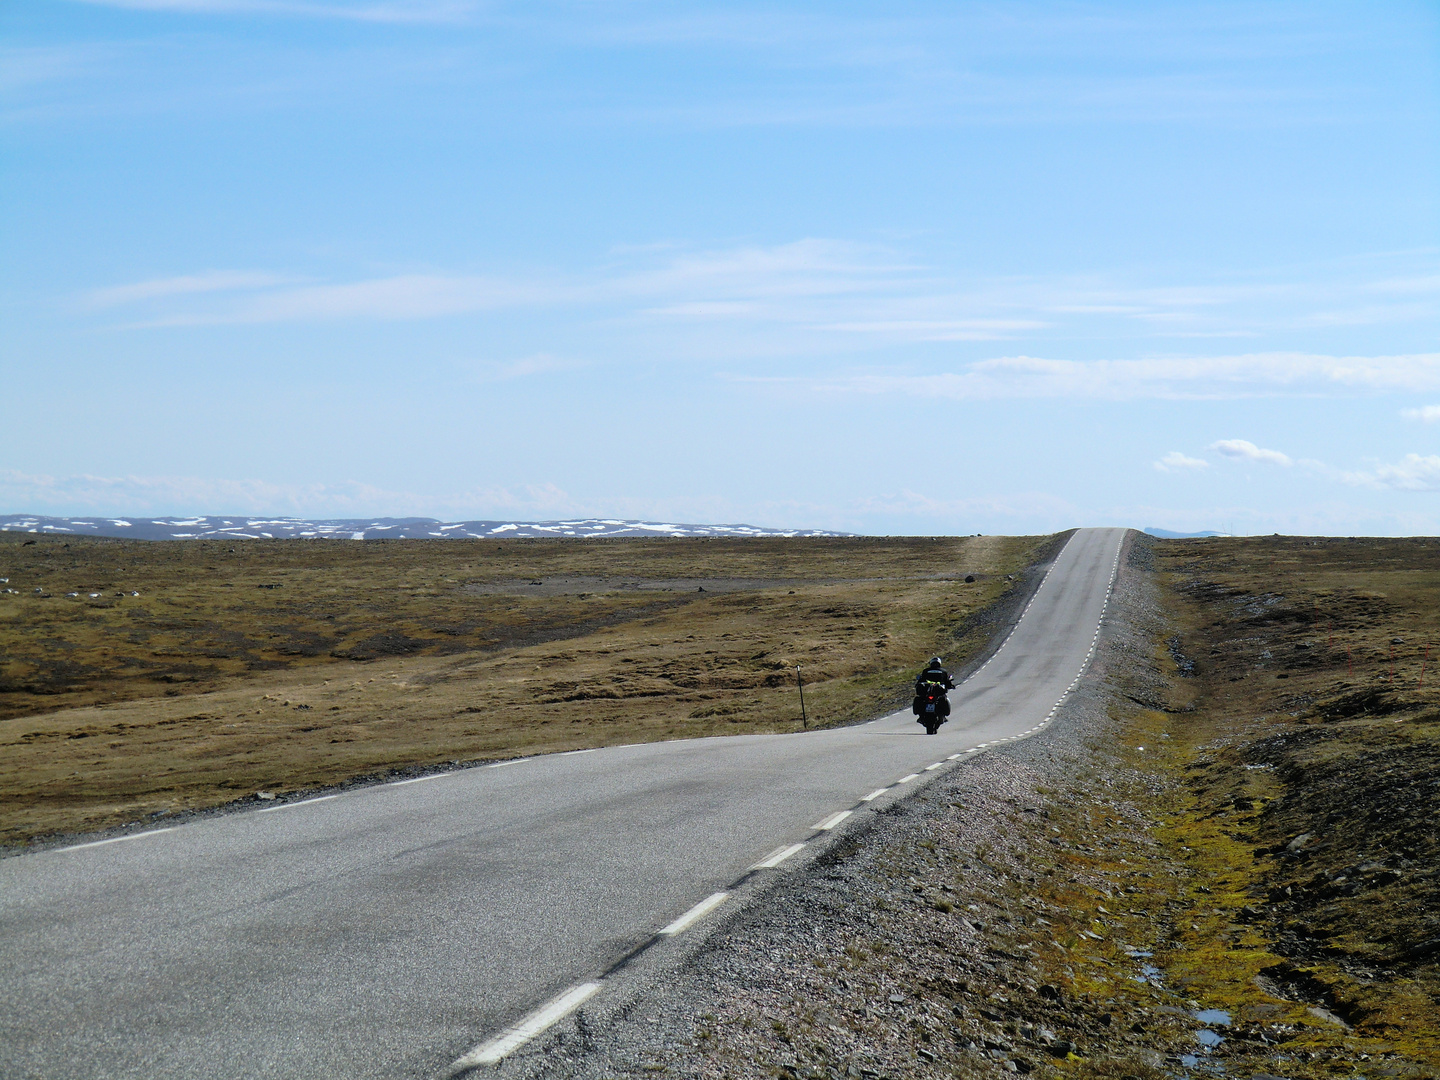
[929,657,943,668]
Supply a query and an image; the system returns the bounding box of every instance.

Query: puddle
[1196,1028,1225,1048]
[1195,1008,1231,1025]
[1131,962,1164,987]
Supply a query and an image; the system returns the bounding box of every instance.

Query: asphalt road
[0,527,1128,1080]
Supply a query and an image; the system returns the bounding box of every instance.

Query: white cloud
[66,0,476,24]
[0,468,577,518]
[1339,455,1440,493]
[1209,439,1293,467]
[86,271,300,307]
[767,352,1440,401]
[1401,404,1440,422]
[1154,451,1209,472]
[80,242,1438,375]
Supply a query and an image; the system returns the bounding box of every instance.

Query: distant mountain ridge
[0,514,848,541]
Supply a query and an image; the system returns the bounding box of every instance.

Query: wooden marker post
[796,667,808,730]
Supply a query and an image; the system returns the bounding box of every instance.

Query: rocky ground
[500,534,1437,1080]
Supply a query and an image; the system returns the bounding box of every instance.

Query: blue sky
[4,1,1438,535]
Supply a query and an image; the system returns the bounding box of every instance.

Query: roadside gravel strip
[481,532,1153,1080]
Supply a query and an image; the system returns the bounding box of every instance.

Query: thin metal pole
[796,666,808,730]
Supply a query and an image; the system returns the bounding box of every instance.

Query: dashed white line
[56,828,174,853]
[659,892,729,936]
[752,843,805,869]
[258,794,338,813]
[896,773,920,784]
[449,981,603,1069]
[388,774,442,786]
[561,748,600,756]
[811,810,852,831]
[859,788,889,802]
[924,761,944,771]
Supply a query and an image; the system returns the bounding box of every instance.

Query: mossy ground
[0,532,1052,847]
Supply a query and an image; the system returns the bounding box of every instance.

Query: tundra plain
[0,532,1053,847]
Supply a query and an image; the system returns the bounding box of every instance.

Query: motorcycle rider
[912,657,955,732]
[916,657,955,694]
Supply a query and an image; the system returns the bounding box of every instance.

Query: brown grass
[0,532,1052,847]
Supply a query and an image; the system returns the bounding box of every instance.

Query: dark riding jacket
[915,664,955,692]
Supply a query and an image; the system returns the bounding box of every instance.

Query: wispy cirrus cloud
[1339,455,1440,493]
[86,270,301,307]
[64,0,477,23]
[1154,451,1209,472]
[1401,404,1440,422]
[81,237,1440,345]
[771,352,1440,401]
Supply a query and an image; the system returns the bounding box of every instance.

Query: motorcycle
[912,682,951,735]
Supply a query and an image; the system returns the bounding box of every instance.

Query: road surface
[0,527,1128,1079]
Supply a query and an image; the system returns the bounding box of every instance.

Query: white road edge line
[561,748,600,756]
[811,810,852,831]
[752,843,805,869]
[57,827,174,853]
[450,981,603,1069]
[658,891,729,936]
[486,759,529,769]
[924,762,944,771]
[258,795,338,813]
[388,775,442,786]
[896,773,920,784]
[859,788,889,802]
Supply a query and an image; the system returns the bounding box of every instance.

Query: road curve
[0,527,1128,1080]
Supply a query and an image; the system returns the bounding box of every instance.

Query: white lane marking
[896,773,920,783]
[57,828,174,853]
[450,981,603,1069]
[924,762,944,771]
[659,892,729,936]
[561,748,600,756]
[752,843,805,869]
[811,810,852,831]
[486,759,529,768]
[859,788,889,802]
[947,753,963,760]
[258,794,338,813]
[389,774,442,786]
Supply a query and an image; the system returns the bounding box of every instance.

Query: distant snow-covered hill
[0,515,848,541]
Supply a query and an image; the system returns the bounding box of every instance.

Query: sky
[3,1,1438,536]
